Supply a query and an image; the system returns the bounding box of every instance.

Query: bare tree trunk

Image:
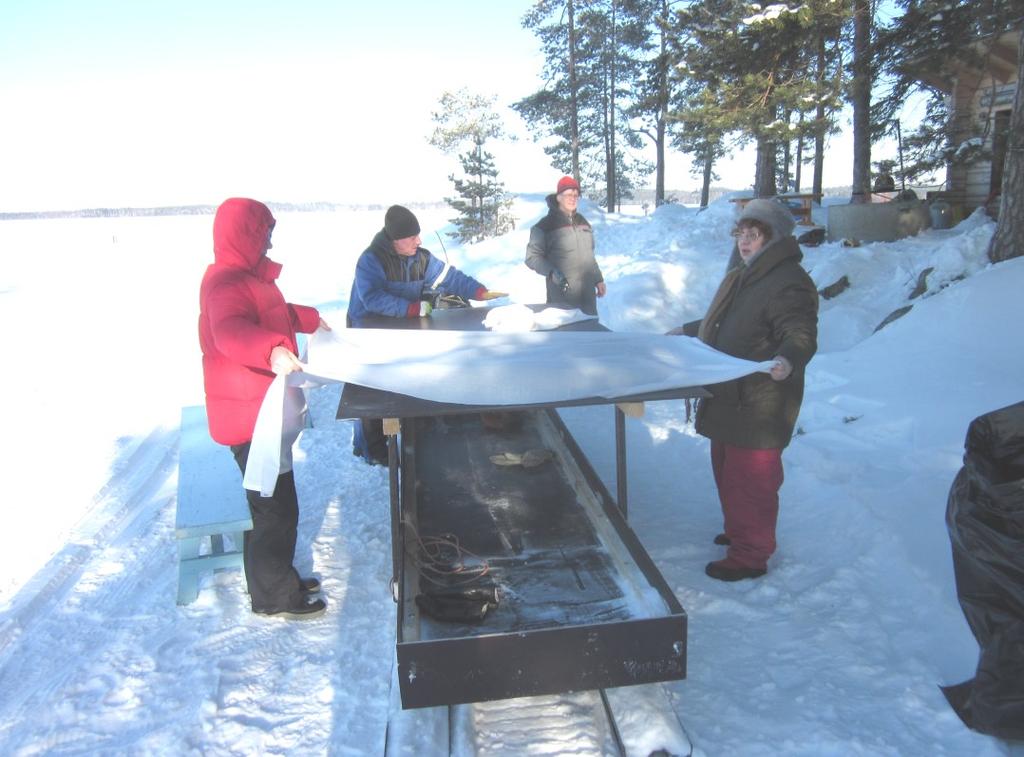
[568,0,581,180]
[795,133,804,193]
[850,0,872,204]
[755,136,778,197]
[988,30,1024,263]
[781,119,792,194]
[812,36,826,199]
[605,77,615,209]
[606,2,618,211]
[794,112,802,195]
[813,132,825,197]
[655,0,669,206]
[700,144,714,208]
[475,140,484,226]
[655,118,666,206]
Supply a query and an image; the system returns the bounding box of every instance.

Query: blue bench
[175,405,252,605]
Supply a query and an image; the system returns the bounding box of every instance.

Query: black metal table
[336,304,707,708]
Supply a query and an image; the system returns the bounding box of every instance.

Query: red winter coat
[198,198,320,445]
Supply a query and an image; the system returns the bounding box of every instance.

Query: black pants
[230,442,303,611]
[364,418,388,461]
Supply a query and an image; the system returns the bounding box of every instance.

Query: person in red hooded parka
[199,197,328,619]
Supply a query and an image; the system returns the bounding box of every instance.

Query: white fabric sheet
[243,327,772,494]
[482,304,596,331]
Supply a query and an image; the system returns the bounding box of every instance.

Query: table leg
[385,417,401,602]
[615,406,628,519]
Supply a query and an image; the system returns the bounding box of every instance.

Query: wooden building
[915,26,1020,217]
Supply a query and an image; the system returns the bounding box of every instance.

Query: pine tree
[429,89,515,244]
[665,0,845,198]
[516,0,650,209]
[446,146,516,244]
[669,78,730,205]
[579,0,650,209]
[515,0,586,180]
[628,0,674,206]
[808,19,845,199]
[661,0,733,204]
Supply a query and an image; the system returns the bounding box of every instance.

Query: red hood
[212,198,279,277]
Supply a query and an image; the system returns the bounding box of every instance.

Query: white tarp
[243,327,773,494]
[481,303,596,331]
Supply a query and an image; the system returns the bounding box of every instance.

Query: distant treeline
[0,205,218,220]
[1,188,862,221]
[627,186,854,206]
[0,201,427,221]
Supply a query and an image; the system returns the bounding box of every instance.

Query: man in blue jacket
[346,204,502,464]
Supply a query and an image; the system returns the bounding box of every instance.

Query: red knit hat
[556,175,580,194]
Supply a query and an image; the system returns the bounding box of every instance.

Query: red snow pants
[710,441,784,570]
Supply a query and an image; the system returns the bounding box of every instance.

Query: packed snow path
[0,388,398,753]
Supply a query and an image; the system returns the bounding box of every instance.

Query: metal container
[929,200,954,230]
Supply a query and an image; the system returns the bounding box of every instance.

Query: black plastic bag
[942,400,1024,740]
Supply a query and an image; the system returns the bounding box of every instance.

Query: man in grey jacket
[525,176,606,315]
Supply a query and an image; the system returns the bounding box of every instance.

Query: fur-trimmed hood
[739,198,796,241]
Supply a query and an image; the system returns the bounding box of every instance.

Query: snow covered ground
[1,194,1022,755]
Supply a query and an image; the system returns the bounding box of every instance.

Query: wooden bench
[175,405,252,605]
[730,193,818,226]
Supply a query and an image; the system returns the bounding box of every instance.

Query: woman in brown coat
[672,198,818,581]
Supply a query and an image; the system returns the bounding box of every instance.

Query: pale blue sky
[0,1,554,211]
[0,1,896,212]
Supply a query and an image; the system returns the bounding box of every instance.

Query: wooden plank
[616,401,644,418]
[731,194,817,225]
[603,683,693,756]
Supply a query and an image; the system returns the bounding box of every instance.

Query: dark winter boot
[705,558,766,582]
[253,597,327,620]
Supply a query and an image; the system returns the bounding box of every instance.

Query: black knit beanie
[384,205,421,240]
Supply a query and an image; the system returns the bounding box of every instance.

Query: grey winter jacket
[526,195,604,315]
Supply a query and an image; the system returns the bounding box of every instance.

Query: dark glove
[550,269,569,294]
[666,320,702,337]
[415,586,499,624]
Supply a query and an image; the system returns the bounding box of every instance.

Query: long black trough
[337,305,701,709]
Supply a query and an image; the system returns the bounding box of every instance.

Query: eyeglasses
[731,229,763,242]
